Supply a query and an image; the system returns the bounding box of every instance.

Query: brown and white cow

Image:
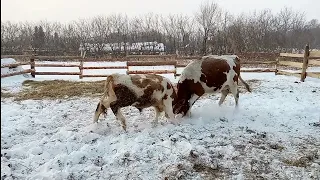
[173,55,251,117]
[94,73,177,131]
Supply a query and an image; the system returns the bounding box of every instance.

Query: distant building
[79,42,166,55]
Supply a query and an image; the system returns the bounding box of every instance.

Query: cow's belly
[200,81,230,94]
[132,97,157,109]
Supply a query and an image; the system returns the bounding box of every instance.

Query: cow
[93,73,177,131]
[173,55,251,117]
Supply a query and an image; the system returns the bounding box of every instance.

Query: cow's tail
[238,75,251,92]
[94,75,115,123]
[103,75,114,98]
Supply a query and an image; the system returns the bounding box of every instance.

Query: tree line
[1,1,320,57]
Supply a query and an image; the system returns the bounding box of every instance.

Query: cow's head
[173,98,190,117]
[172,80,191,117]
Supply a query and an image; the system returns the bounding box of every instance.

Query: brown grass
[2,78,261,101]
[1,90,15,98]
[14,80,105,101]
[283,151,318,168]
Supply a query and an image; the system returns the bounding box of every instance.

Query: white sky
[1,0,319,23]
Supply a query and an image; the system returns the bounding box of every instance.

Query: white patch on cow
[178,60,203,84]
[179,55,239,94]
[111,73,145,97]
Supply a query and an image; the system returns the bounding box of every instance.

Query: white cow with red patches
[94,73,177,131]
[173,55,251,117]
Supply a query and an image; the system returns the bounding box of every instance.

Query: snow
[1,59,320,179]
[79,42,166,53]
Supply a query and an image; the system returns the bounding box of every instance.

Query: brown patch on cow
[167,82,171,89]
[200,58,230,89]
[200,74,206,83]
[233,74,238,83]
[131,75,165,109]
[163,94,168,100]
[173,79,205,115]
[232,57,241,84]
[130,74,164,89]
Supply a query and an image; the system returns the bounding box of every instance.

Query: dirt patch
[238,79,262,92]
[282,150,319,168]
[14,80,105,101]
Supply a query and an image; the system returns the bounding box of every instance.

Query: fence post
[30,55,35,78]
[301,44,310,82]
[275,58,279,75]
[79,59,83,79]
[174,61,177,79]
[126,62,129,75]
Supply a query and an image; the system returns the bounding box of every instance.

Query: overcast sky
[1,0,319,23]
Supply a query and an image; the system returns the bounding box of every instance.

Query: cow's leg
[93,96,117,122]
[110,103,127,131]
[163,98,175,120]
[218,89,229,106]
[93,85,118,123]
[152,106,161,127]
[186,94,200,117]
[93,102,106,123]
[229,84,239,107]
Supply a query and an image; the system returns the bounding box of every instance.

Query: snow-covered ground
[1,59,320,179]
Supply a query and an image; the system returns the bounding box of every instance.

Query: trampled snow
[1,59,320,179]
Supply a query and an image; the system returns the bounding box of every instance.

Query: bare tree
[195,1,221,55]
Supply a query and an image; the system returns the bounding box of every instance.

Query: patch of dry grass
[14,80,105,101]
[3,78,261,101]
[282,151,318,167]
[1,90,15,98]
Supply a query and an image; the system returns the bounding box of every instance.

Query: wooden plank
[309,60,320,66]
[176,56,202,60]
[306,72,320,79]
[278,61,302,68]
[301,45,310,82]
[36,63,80,67]
[1,55,31,58]
[81,58,129,62]
[30,57,35,78]
[127,61,177,66]
[82,74,110,78]
[280,53,304,58]
[83,66,127,69]
[36,56,82,60]
[241,61,276,65]
[280,52,319,59]
[126,55,176,59]
[1,62,30,68]
[127,70,176,74]
[34,72,81,75]
[241,69,276,72]
[310,51,320,58]
[1,69,32,78]
[277,70,301,78]
[79,60,84,79]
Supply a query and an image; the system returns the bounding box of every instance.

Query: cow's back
[179,55,238,93]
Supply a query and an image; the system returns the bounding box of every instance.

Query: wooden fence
[276,45,320,82]
[1,54,278,79]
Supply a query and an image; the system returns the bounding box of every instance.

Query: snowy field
[1,59,320,179]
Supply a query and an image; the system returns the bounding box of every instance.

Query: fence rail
[2,54,297,79]
[276,45,320,82]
